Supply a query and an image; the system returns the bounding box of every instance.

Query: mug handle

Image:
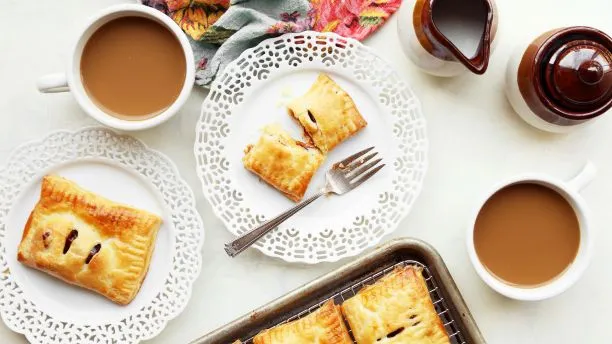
[567,161,597,192]
[37,73,69,93]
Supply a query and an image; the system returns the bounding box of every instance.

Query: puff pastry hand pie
[243,124,325,202]
[17,175,162,305]
[253,300,352,344]
[341,266,450,344]
[288,73,367,153]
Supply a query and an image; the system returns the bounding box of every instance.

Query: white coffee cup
[466,162,597,301]
[37,4,195,131]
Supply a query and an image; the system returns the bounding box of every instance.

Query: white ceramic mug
[466,162,597,301]
[37,4,195,131]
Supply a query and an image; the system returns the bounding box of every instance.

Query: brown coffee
[474,183,580,287]
[81,17,186,120]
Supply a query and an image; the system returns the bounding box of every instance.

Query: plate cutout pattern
[0,128,204,344]
[195,32,427,263]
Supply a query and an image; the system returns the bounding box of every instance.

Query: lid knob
[578,60,604,85]
[542,28,612,113]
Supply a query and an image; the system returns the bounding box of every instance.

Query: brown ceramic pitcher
[397,0,498,76]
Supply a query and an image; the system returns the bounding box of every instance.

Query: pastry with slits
[341,265,450,344]
[288,73,367,153]
[17,175,162,305]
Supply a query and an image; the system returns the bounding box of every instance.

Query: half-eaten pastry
[243,124,325,202]
[287,73,367,153]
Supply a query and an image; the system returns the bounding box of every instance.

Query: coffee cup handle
[37,73,69,93]
[567,161,597,192]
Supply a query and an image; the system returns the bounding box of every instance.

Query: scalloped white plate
[194,32,427,264]
[0,127,204,344]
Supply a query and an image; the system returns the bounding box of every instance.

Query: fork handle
[224,190,326,257]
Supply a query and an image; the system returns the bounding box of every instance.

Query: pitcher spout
[424,0,496,75]
[450,9,494,75]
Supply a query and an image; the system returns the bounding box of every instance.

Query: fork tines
[335,146,374,168]
[338,146,385,187]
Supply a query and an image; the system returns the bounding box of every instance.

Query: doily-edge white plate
[0,127,204,344]
[194,32,428,264]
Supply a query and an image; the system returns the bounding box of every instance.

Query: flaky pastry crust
[288,73,367,153]
[253,300,352,344]
[243,124,325,202]
[341,266,450,344]
[17,175,162,305]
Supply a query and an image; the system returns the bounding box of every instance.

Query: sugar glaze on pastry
[17,175,162,305]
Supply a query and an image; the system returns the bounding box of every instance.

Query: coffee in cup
[37,4,195,131]
[81,16,186,121]
[466,162,596,301]
[473,182,580,287]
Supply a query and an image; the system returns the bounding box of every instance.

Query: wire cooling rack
[241,260,466,344]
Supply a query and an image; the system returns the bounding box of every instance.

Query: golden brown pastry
[288,73,367,153]
[243,124,325,202]
[253,300,352,344]
[17,175,162,305]
[341,266,450,344]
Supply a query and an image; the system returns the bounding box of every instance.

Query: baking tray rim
[190,237,485,344]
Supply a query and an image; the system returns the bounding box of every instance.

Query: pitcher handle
[37,73,69,93]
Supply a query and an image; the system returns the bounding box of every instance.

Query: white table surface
[1,0,611,343]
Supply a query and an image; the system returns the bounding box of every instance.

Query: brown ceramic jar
[506,26,612,133]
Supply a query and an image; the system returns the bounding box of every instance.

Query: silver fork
[225,147,384,257]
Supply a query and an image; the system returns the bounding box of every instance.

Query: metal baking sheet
[190,238,485,344]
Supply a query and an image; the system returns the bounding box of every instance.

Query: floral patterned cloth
[142,0,401,87]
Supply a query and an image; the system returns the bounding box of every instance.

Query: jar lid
[540,27,612,117]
